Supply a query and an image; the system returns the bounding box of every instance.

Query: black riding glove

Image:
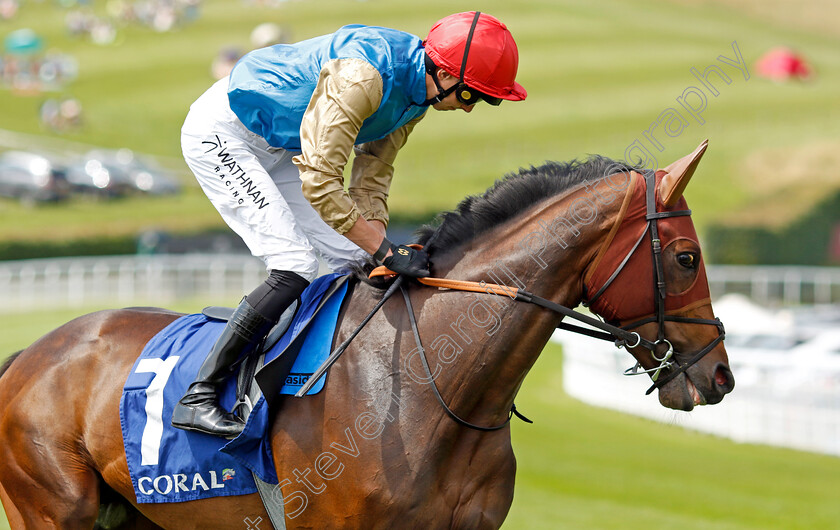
[380,241,430,278]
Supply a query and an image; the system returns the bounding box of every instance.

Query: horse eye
[677,252,696,269]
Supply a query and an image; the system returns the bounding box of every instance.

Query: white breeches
[181,78,367,282]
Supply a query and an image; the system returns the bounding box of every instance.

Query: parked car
[0,150,70,204]
[85,148,181,196]
[64,152,137,198]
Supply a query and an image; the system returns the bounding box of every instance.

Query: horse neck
[419,181,625,427]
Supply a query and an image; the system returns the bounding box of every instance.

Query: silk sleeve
[292,58,383,234]
[349,113,425,228]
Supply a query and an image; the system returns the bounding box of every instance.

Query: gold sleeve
[349,113,425,228]
[293,58,383,234]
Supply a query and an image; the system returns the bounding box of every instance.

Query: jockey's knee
[264,251,320,283]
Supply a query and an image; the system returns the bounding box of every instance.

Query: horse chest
[365,439,517,528]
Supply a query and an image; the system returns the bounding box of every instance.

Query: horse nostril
[714,364,734,393]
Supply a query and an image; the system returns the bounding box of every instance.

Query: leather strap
[399,283,518,431]
[252,472,286,530]
[370,266,520,297]
[365,169,725,400]
[368,183,724,396]
[294,277,404,398]
[370,266,654,351]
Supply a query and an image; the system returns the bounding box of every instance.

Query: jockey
[172,11,527,437]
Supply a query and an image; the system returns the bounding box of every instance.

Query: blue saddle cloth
[120,273,349,503]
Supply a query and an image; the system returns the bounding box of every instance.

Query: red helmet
[424,11,526,102]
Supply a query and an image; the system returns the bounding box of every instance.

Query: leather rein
[297,171,724,430]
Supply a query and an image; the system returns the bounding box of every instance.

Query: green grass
[2,317,839,529]
[1,0,840,244]
[505,343,840,529]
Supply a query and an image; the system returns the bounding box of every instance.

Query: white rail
[557,331,840,457]
[0,254,267,312]
[707,265,840,306]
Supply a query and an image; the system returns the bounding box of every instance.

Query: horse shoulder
[59,308,187,500]
[0,307,187,528]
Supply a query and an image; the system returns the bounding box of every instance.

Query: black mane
[416,156,638,254]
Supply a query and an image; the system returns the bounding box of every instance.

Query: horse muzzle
[658,356,735,411]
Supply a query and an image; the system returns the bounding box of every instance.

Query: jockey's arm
[343,114,424,255]
[349,114,425,229]
[293,58,403,256]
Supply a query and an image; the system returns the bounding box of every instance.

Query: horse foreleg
[0,457,99,528]
[0,478,26,530]
[0,416,100,528]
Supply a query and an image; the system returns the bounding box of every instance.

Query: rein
[398,283,532,431]
[297,171,725,428]
[295,273,532,430]
[386,172,724,397]
[392,171,723,397]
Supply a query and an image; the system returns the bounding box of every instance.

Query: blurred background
[1,0,839,528]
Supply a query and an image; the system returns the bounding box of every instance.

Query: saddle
[120,272,352,511]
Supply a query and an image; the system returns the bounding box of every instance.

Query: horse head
[584,140,734,410]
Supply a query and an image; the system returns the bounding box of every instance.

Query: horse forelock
[416,156,641,256]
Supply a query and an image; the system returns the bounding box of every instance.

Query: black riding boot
[171,298,275,438]
[171,270,310,438]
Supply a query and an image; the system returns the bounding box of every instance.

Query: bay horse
[0,141,733,529]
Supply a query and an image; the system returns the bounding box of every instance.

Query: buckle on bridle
[650,339,674,381]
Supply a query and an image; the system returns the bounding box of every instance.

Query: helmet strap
[421,11,482,106]
[422,54,457,105]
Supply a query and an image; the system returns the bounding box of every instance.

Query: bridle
[578,170,725,395]
[297,170,725,430]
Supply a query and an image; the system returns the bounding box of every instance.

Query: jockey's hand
[382,243,430,278]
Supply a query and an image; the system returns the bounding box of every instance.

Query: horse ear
[659,139,708,207]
